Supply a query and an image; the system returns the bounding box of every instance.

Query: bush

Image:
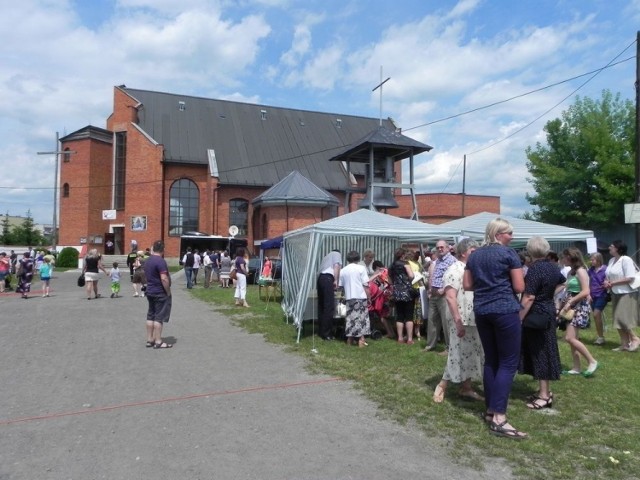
[56,247,79,268]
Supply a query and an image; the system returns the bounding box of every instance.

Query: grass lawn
[191,283,639,479]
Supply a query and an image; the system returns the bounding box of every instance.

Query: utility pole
[635,31,640,263]
[37,132,75,251]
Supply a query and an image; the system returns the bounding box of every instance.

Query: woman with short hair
[433,238,483,403]
[519,236,565,409]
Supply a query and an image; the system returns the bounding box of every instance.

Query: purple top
[234,256,246,274]
[143,255,170,296]
[588,265,607,298]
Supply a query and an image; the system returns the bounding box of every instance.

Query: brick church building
[58,86,498,258]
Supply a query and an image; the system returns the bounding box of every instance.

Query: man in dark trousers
[144,240,173,349]
[126,247,138,282]
[317,249,342,340]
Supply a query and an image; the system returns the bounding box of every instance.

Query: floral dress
[441,261,483,384]
[17,257,34,296]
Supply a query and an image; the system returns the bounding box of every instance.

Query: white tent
[281,209,458,340]
[440,212,594,243]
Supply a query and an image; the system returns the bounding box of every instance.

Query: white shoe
[133,293,139,297]
[594,337,605,345]
[584,361,598,376]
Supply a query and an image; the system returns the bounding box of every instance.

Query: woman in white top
[604,240,640,352]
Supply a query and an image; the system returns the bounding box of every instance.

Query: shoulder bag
[522,311,551,330]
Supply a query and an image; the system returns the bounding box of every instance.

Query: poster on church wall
[131,216,147,231]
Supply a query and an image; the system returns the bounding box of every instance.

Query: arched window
[169,179,199,236]
[229,199,249,236]
[62,183,70,197]
[63,148,72,162]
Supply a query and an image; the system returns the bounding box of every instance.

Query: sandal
[433,384,446,403]
[145,341,154,348]
[153,342,173,349]
[489,420,527,440]
[526,396,553,410]
[526,391,553,402]
[479,411,494,424]
[459,390,484,401]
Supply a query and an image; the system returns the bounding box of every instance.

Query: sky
[1,0,639,226]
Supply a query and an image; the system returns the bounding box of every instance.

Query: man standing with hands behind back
[144,240,173,349]
[424,239,456,354]
[317,249,342,340]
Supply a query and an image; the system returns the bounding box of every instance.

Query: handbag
[559,308,575,321]
[630,271,640,290]
[229,267,237,281]
[77,274,85,287]
[523,311,550,330]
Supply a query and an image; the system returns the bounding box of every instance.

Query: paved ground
[0,269,513,480]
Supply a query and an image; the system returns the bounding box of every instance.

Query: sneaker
[562,369,581,375]
[133,293,139,297]
[594,337,605,345]
[110,293,115,298]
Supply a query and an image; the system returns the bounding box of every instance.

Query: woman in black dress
[519,236,565,409]
[389,248,416,344]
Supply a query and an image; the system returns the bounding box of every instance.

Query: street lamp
[37,131,75,251]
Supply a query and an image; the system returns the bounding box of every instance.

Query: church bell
[358,157,398,209]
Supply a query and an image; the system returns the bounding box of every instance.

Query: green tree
[11,210,44,246]
[525,90,635,229]
[0,212,12,244]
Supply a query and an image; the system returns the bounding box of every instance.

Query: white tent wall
[281,210,458,340]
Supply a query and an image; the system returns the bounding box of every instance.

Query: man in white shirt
[317,249,342,340]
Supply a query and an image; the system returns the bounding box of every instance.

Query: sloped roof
[328,125,432,163]
[440,212,594,241]
[284,208,458,241]
[252,170,339,207]
[121,87,398,190]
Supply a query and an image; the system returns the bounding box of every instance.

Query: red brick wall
[395,193,500,224]
[59,136,112,246]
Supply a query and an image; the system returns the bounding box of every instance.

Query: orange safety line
[0,377,342,426]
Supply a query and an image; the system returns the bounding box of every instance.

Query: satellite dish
[229,225,239,237]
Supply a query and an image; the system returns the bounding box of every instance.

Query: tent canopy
[440,212,594,242]
[281,209,458,335]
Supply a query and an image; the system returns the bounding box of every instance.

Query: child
[39,256,53,297]
[109,261,121,298]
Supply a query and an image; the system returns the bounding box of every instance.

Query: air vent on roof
[336,118,342,128]
[299,118,305,126]
[260,109,267,120]
[178,101,186,111]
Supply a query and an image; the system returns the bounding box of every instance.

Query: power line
[404,56,635,133]
[0,44,636,193]
[439,38,637,193]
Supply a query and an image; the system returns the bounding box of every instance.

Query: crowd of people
[315,218,640,441]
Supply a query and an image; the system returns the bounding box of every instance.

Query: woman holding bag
[604,240,640,352]
[519,236,565,409]
[233,248,249,307]
[559,248,598,376]
[389,248,416,344]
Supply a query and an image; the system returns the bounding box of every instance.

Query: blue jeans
[475,312,521,414]
[184,266,193,289]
